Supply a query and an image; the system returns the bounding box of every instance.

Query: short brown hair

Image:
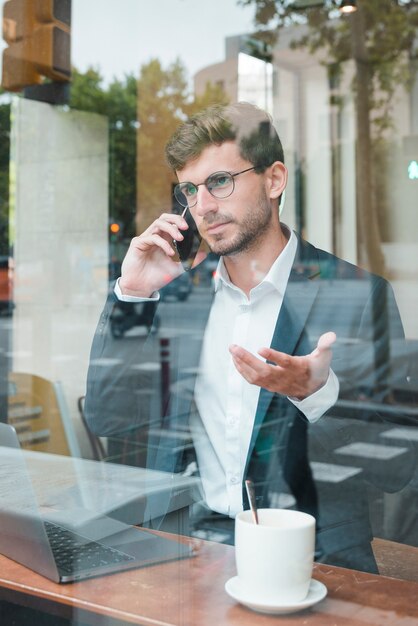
[165,102,284,172]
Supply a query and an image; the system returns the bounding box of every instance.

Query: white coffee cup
[235,508,315,604]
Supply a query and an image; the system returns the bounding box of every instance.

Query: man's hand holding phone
[119,213,189,298]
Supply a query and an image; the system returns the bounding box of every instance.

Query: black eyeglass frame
[174,166,257,208]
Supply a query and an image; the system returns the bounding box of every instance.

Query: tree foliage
[70,61,228,238]
[238,0,418,274]
[239,0,417,132]
[137,58,228,231]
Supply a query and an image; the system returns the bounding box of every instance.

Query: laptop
[0,422,192,583]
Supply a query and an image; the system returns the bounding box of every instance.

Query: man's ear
[267,161,288,200]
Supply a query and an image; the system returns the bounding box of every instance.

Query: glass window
[0,1,417,624]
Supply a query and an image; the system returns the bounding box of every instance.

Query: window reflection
[0,5,417,626]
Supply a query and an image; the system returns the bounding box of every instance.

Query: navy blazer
[85,236,414,572]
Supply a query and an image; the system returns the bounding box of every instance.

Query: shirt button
[227,417,237,427]
[230,475,239,484]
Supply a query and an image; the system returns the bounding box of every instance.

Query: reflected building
[195,27,418,338]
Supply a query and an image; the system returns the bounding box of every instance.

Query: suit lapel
[246,238,321,467]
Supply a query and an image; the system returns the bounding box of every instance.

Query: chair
[372,537,418,582]
[77,395,106,461]
[77,395,152,467]
[8,372,80,457]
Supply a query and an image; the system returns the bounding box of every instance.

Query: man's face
[176,142,277,257]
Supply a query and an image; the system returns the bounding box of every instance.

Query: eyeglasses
[174,166,257,208]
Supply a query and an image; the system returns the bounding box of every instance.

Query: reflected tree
[137,58,228,231]
[238,0,418,276]
[70,62,228,239]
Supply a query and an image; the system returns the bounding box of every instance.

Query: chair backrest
[372,537,418,582]
[77,395,106,461]
[8,372,80,457]
[77,396,155,466]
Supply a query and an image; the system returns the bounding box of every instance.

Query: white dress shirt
[192,228,338,517]
[115,228,339,517]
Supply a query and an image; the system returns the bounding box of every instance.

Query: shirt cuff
[114,278,160,302]
[288,369,339,423]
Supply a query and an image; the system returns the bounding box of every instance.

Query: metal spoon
[245,479,259,525]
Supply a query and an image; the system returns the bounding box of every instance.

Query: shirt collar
[213,224,298,296]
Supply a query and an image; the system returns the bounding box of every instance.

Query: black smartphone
[172,204,206,270]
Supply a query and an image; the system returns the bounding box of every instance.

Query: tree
[1,59,227,265]
[136,58,228,231]
[136,59,188,230]
[70,62,228,238]
[238,0,418,276]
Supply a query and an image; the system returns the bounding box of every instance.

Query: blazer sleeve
[84,293,161,437]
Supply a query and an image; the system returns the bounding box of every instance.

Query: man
[85,102,412,573]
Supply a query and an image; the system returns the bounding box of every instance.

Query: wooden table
[0,534,417,626]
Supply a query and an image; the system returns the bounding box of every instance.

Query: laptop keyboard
[44,521,135,574]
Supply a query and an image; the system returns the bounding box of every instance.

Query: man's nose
[194,185,218,217]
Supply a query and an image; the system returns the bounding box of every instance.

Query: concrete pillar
[10,98,108,455]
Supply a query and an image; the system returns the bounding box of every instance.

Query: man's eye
[182,184,197,197]
[209,174,230,189]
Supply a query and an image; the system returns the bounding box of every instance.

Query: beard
[202,187,273,257]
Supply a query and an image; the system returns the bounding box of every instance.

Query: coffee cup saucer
[225,577,327,615]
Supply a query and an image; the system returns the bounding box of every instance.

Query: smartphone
[172,204,207,270]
